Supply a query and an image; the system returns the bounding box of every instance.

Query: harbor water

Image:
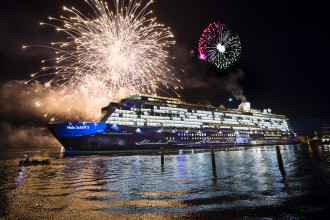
[0,144,330,219]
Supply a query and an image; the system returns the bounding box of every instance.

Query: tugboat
[18,157,50,166]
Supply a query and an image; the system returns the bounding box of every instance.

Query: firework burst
[23,0,180,121]
[198,21,241,71]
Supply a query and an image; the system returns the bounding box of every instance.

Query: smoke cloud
[0,123,60,148]
[0,80,110,148]
[0,81,60,148]
[0,80,113,123]
[223,70,247,102]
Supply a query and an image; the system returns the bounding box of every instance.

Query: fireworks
[198,21,241,71]
[24,0,180,121]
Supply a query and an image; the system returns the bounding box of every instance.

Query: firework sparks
[198,21,241,71]
[24,0,180,121]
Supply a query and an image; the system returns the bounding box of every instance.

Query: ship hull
[47,123,301,151]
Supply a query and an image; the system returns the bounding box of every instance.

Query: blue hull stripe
[52,122,107,138]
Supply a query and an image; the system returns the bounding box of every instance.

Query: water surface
[1,144,330,219]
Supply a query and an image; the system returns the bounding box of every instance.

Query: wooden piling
[161,147,164,165]
[275,145,286,178]
[210,147,216,170]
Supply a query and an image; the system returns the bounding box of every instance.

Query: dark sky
[0,0,329,136]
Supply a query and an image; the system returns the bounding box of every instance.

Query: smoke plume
[0,123,60,148]
[0,80,114,123]
[223,70,247,102]
[0,80,110,148]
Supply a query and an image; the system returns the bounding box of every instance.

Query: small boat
[18,158,50,166]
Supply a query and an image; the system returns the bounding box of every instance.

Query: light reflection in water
[0,144,330,219]
[16,166,25,188]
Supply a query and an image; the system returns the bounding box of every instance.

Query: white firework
[23,0,180,121]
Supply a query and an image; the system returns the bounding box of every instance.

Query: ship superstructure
[319,125,330,144]
[48,94,300,151]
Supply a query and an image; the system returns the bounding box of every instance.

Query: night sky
[0,0,329,136]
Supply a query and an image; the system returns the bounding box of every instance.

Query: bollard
[210,147,216,170]
[161,147,164,166]
[275,145,286,178]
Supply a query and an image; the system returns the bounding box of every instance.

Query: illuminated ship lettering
[135,139,171,145]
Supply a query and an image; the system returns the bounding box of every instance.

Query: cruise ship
[47,94,300,151]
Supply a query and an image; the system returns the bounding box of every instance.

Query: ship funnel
[238,102,250,112]
[242,102,250,112]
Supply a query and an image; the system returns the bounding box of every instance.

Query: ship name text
[67,125,90,130]
[135,139,170,145]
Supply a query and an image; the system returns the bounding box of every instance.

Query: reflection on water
[1,144,330,219]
